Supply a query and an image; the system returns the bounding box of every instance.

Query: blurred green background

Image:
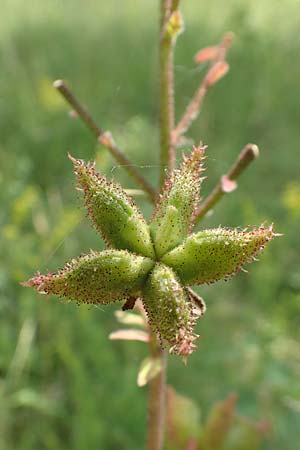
[1,0,299,449]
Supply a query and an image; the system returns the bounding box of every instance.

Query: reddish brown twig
[172,33,233,147]
[53,80,157,203]
[193,143,259,225]
[147,335,167,450]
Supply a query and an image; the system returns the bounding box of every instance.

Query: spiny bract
[23,145,277,356]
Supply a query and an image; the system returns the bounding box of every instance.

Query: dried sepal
[150,145,206,258]
[186,287,207,317]
[69,154,155,258]
[143,264,200,356]
[23,250,154,305]
[162,225,276,285]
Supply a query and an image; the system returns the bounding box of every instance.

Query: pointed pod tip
[172,334,200,357]
[20,272,49,292]
[181,144,207,174]
[260,223,282,239]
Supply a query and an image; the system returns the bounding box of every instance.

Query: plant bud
[194,46,219,64]
[23,250,154,305]
[165,10,184,41]
[150,146,206,258]
[69,154,155,258]
[143,264,199,356]
[204,61,229,87]
[162,225,275,285]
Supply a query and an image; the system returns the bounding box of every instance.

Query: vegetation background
[0,0,299,449]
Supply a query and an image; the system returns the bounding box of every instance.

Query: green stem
[159,4,176,188]
[146,2,180,449]
[147,333,167,450]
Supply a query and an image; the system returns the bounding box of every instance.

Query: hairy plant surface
[23,146,276,356]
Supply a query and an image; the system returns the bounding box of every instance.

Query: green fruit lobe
[24,250,154,305]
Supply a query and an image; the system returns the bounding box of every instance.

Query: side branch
[172,33,233,147]
[53,80,157,203]
[193,144,259,225]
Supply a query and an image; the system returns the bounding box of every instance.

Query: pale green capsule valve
[143,263,198,355]
[150,146,205,258]
[70,155,155,259]
[162,226,275,285]
[24,250,154,305]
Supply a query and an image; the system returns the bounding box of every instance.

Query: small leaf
[166,386,202,450]
[201,393,237,450]
[150,145,206,258]
[137,357,162,387]
[114,310,146,327]
[162,225,276,285]
[109,329,149,343]
[69,154,155,258]
[194,46,219,64]
[23,250,154,305]
[143,264,200,356]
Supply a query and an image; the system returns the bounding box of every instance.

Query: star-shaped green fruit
[23,146,276,356]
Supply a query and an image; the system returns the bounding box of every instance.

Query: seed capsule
[162,225,275,285]
[70,154,155,258]
[150,145,206,258]
[143,263,199,356]
[23,250,154,305]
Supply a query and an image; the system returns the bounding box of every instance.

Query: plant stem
[53,80,157,203]
[193,143,259,225]
[172,60,229,146]
[159,3,176,187]
[146,2,180,449]
[147,332,167,450]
